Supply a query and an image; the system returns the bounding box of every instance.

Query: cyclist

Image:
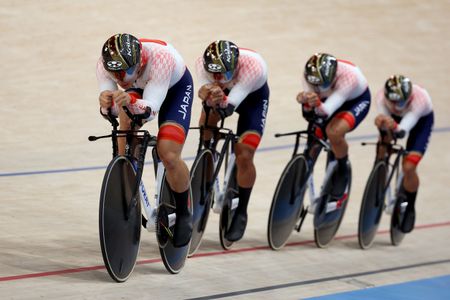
[195,40,269,242]
[96,33,193,247]
[374,75,434,233]
[296,53,371,202]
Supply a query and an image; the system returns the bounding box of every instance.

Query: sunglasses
[212,70,235,82]
[109,64,138,81]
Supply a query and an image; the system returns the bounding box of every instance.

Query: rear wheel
[267,155,309,250]
[188,150,214,256]
[219,163,238,250]
[99,156,141,282]
[390,194,407,246]
[314,162,352,248]
[358,161,387,249]
[157,174,192,274]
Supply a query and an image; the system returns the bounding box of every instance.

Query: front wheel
[267,155,309,250]
[358,161,387,249]
[99,156,141,282]
[188,149,214,256]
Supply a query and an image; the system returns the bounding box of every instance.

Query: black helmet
[384,75,412,105]
[203,40,239,81]
[102,33,141,72]
[304,53,337,88]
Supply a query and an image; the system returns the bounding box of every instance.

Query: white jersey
[195,48,268,108]
[96,39,186,118]
[302,60,368,117]
[376,84,433,133]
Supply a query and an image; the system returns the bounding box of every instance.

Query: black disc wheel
[99,156,141,282]
[219,163,238,250]
[314,163,352,248]
[156,205,170,248]
[267,155,309,250]
[157,175,192,274]
[390,195,406,246]
[188,150,214,256]
[358,161,387,249]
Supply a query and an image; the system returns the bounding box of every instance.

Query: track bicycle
[188,106,240,254]
[89,108,192,282]
[267,116,352,250]
[358,129,408,249]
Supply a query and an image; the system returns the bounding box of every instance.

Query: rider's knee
[403,161,417,176]
[236,154,254,169]
[326,126,345,144]
[159,150,180,170]
[235,144,255,169]
[326,115,352,144]
[403,154,421,175]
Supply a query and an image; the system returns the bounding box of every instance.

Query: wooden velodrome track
[1,0,449,299]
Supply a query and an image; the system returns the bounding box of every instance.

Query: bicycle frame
[381,142,406,215]
[92,107,194,277]
[127,130,180,231]
[192,107,239,213]
[275,121,331,214]
[213,150,238,212]
[361,132,407,215]
[139,149,174,231]
[89,112,173,232]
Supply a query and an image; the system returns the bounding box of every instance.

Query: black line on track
[186,258,450,300]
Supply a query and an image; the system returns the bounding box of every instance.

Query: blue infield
[307,274,450,300]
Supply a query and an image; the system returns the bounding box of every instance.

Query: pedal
[325,193,348,213]
[168,213,176,228]
[326,201,337,214]
[336,193,348,209]
[231,197,239,210]
[400,201,408,214]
